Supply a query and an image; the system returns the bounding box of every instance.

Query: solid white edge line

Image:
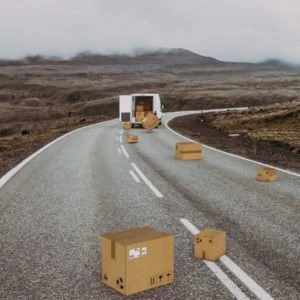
[121,145,130,159]
[129,170,140,183]
[117,148,122,154]
[0,119,118,190]
[220,256,274,300]
[180,218,273,300]
[131,162,163,198]
[165,113,300,178]
[119,136,122,143]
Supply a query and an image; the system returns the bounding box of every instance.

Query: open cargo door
[119,95,132,122]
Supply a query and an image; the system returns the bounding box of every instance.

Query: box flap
[102,227,155,259]
[118,230,171,246]
[197,228,224,239]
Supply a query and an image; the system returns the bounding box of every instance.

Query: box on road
[194,228,226,261]
[101,227,174,296]
[175,142,202,160]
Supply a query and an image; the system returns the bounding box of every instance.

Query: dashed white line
[120,129,124,134]
[121,145,129,158]
[165,115,300,178]
[180,218,200,235]
[131,163,163,198]
[117,148,121,154]
[205,260,249,300]
[129,170,141,183]
[220,256,273,300]
[180,218,273,300]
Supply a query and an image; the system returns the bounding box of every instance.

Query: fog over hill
[0,48,298,71]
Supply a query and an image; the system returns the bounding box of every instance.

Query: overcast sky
[0,0,299,63]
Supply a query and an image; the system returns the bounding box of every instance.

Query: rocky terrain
[0,48,300,176]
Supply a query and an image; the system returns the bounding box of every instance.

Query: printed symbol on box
[165,272,172,281]
[158,275,163,282]
[103,273,108,281]
[129,248,140,259]
[141,247,147,256]
[150,277,157,285]
[116,277,124,289]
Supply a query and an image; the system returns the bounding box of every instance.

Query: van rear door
[119,95,132,122]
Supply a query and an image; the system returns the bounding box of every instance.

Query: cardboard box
[194,228,226,261]
[176,151,202,160]
[142,112,159,130]
[135,111,145,122]
[175,142,202,160]
[101,227,174,296]
[127,135,139,143]
[122,122,131,130]
[257,167,277,182]
[136,105,144,112]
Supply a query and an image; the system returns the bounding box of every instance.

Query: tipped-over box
[127,135,139,143]
[142,112,159,131]
[101,227,174,296]
[122,122,131,130]
[256,167,277,182]
[175,142,202,160]
[194,228,226,261]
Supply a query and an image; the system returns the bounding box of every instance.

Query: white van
[119,93,163,126]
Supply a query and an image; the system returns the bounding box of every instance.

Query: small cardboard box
[122,122,131,130]
[175,142,202,160]
[194,228,226,261]
[101,227,174,296]
[127,135,138,143]
[136,105,144,112]
[257,167,277,182]
[136,112,145,122]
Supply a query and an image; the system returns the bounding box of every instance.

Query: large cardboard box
[175,142,202,160]
[101,227,174,296]
[194,228,226,261]
[136,111,145,122]
[136,105,144,112]
[127,135,139,143]
[257,167,277,182]
[142,112,159,130]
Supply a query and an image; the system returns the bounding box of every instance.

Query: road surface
[0,111,299,299]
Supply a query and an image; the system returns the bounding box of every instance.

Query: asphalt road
[0,111,299,299]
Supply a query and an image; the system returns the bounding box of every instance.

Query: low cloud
[0,0,299,63]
